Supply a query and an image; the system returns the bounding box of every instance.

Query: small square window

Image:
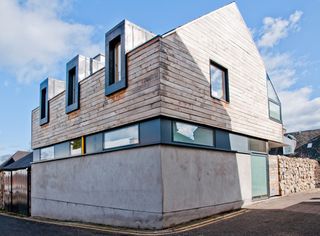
[70,138,82,156]
[210,61,229,102]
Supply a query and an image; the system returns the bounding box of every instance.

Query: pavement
[0,189,319,236]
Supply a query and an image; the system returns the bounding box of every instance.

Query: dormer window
[67,67,76,106]
[105,22,126,96]
[39,79,49,125]
[267,74,282,123]
[66,57,80,113]
[109,36,122,85]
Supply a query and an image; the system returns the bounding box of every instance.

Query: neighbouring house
[1,152,33,216]
[30,3,284,229]
[271,129,320,160]
[0,151,30,210]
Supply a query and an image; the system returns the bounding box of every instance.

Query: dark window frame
[172,120,215,148]
[102,124,140,151]
[105,21,127,96]
[266,74,282,123]
[39,79,49,125]
[209,60,229,103]
[65,56,80,114]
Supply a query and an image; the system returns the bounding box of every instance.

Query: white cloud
[257,10,303,48]
[0,0,103,83]
[256,10,320,132]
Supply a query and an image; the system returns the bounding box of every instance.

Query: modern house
[30,3,283,229]
[270,129,320,160]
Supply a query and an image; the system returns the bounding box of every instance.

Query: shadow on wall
[159,32,247,220]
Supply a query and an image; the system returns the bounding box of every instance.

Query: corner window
[173,121,214,146]
[66,58,79,114]
[70,138,82,156]
[40,146,54,160]
[267,75,282,122]
[39,79,49,125]
[210,61,229,102]
[104,125,139,149]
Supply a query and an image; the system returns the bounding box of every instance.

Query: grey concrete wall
[31,145,253,229]
[160,146,251,227]
[31,146,163,229]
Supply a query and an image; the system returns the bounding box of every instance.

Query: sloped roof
[0,151,30,170]
[294,135,320,160]
[286,129,320,149]
[2,152,33,171]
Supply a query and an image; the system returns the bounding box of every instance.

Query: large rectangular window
[67,67,76,106]
[104,125,139,149]
[173,121,214,146]
[210,61,229,102]
[40,146,54,160]
[70,138,82,156]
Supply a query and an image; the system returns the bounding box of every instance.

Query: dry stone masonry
[278,156,320,195]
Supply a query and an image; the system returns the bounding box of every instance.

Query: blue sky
[0,0,319,157]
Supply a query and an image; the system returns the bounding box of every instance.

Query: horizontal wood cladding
[159,3,283,143]
[31,38,161,149]
[32,4,283,148]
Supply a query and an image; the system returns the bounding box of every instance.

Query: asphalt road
[0,191,319,236]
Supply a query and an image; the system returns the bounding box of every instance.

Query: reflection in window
[210,62,228,101]
[173,121,213,146]
[248,138,266,153]
[40,146,54,160]
[70,138,82,156]
[267,75,282,122]
[109,36,122,85]
[269,101,281,121]
[104,125,139,149]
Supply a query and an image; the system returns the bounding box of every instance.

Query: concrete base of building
[31,145,253,229]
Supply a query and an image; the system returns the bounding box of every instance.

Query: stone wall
[0,172,4,209]
[278,156,320,195]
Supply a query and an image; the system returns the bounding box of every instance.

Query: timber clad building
[31,3,284,229]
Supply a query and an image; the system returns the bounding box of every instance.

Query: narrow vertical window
[105,24,127,96]
[40,88,47,119]
[65,57,79,114]
[70,138,82,156]
[267,74,282,123]
[210,61,229,102]
[39,79,49,125]
[68,67,76,106]
[109,36,122,85]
